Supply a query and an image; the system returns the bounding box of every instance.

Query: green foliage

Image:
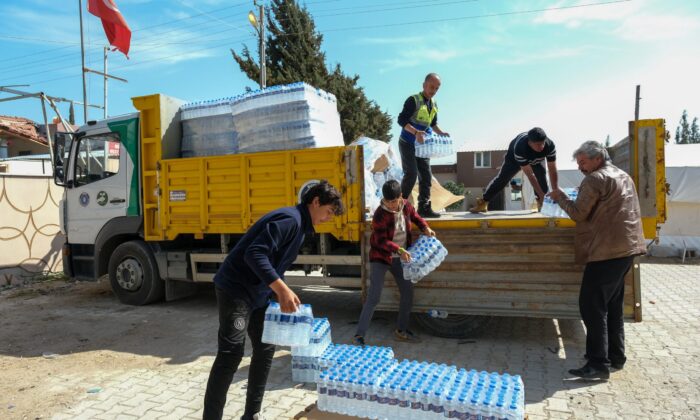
[442,181,465,211]
[231,0,392,144]
[675,110,700,144]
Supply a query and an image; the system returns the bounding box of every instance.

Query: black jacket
[214,204,314,309]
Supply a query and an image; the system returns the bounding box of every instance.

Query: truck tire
[414,314,491,339]
[108,240,164,305]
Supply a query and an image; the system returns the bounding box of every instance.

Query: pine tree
[231,0,391,144]
[605,134,611,147]
[675,110,691,144]
[690,117,699,144]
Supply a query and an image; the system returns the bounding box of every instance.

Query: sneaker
[241,414,264,420]
[469,198,488,213]
[394,329,422,343]
[568,363,610,380]
[352,335,366,346]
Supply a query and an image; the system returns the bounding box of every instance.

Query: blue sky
[1,0,699,169]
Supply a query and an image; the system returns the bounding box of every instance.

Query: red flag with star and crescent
[87,0,131,57]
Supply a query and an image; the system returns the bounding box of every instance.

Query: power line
[15,0,633,87]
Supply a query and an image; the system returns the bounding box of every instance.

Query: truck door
[65,132,128,244]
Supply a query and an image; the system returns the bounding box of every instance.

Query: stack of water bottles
[414,132,454,159]
[180,98,237,158]
[291,318,333,383]
[540,187,579,218]
[231,82,343,153]
[317,359,525,420]
[319,344,395,371]
[401,235,449,283]
[179,82,344,157]
[261,302,314,346]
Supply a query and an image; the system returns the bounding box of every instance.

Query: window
[74,133,121,186]
[474,151,491,168]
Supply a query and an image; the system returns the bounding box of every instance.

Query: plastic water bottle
[427,309,449,319]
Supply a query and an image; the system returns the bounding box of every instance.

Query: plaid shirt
[369,199,429,265]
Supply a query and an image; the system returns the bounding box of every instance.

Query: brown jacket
[556,163,646,264]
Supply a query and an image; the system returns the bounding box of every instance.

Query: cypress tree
[231,0,392,144]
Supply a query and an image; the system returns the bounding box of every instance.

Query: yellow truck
[53,94,666,337]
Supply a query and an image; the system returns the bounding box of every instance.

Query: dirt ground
[0,277,220,420]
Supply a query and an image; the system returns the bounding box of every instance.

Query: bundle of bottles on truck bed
[179,82,344,157]
[261,303,525,419]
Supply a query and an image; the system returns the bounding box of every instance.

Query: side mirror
[53,132,73,187]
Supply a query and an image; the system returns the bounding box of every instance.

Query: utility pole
[635,85,641,121]
[258,0,266,89]
[248,1,266,89]
[104,46,108,118]
[78,0,88,122]
[78,1,128,122]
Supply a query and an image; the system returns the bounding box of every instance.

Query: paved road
[45,262,699,420]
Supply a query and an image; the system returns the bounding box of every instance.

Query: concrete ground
[1,262,698,420]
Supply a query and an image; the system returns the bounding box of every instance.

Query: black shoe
[568,364,610,380]
[418,201,441,218]
[610,361,625,370]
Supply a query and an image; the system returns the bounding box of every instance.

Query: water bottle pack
[261,302,314,346]
[401,235,449,283]
[178,82,344,158]
[317,358,525,420]
[540,187,579,218]
[414,133,454,159]
[319,344,395,370]
[291,318,333,383]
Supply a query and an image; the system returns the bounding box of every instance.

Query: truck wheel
[414,314,491,339]
[108,240,164,305]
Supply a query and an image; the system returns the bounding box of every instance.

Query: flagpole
[78,0,88,123]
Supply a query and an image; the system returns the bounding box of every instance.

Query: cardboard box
[292,403,363,420]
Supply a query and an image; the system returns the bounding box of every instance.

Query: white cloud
[492,46,589,65]
[534,0,699,42]
[356,36,424,45]
[534,0,639,26]
[614,14,700,41]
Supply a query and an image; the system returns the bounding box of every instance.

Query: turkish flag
[87,0,131,57]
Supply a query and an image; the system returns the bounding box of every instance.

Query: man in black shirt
[469,127,559,213]
[397,73,450,218]
[203,181,344,420]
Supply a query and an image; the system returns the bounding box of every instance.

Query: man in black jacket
[203,181,344,420]
[470,127,559,213]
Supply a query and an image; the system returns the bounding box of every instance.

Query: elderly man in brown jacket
[549,140,646,380]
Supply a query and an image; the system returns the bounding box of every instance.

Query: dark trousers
[399,139,432,203]
[203,288,276,420]
[579,256,634,369]
[355,259,414,337]
[483,158,548,202]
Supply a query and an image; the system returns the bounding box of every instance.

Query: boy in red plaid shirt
[354,180,436,345]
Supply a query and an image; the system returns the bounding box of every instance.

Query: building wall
[0,175,64,286]
[4,136,49,157]
[456,150,507,188]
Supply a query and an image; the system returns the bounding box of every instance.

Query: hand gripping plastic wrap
[401,235,449,283]
[540,187,579,218]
